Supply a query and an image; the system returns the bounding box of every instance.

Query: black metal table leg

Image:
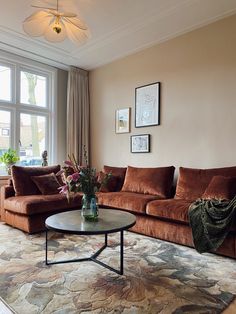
[45,229,48,265]
[120,231,124,275]
[45,230,125,275]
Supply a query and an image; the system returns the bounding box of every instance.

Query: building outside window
[0,56,56,175]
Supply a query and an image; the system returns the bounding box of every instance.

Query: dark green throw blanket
[188,196,236,253]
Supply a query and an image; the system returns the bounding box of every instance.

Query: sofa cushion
[11,165,61,196]
[4,193,82,216]
[146,199,193,224]
[121,166,175,198]
[98,171,120,192]
[31,173,60,195]
[97,192,159,214]
[202,176,236,200]
[103,165,127,191]
[175,166,236,201]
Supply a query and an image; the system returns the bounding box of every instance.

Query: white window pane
[0,66,11,102]
[19,113,46,166]
[20,71,47,107]
[0,110,11,174]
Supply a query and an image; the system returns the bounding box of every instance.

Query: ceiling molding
[71,0,192,57]
[85,8,236,70]
[0,0,235,70]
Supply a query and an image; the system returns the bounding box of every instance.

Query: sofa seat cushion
[175,166,236,201]
[97,192,159,214]
[4,193,82,216]
[146,199,193,224]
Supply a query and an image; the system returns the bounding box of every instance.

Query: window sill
[0,175,10,180]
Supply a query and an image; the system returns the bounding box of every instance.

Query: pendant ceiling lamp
[23,0,90,45]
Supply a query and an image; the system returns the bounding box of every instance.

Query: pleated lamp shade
[23,9,90,45]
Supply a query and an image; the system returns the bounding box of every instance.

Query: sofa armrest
[0,185,15,221]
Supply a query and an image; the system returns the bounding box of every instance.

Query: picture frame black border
[130,134,150,153]
[135,82,160,128]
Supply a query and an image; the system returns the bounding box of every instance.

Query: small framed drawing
[115,108,131,133]
[135,82,160,127]
[131,134,150,153]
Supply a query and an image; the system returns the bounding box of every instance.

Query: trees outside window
[0,59,55,175]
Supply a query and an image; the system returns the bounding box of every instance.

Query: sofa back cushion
[103,165,127,191]
[31,173,61,195]
[12,165,61,196]
[97,171,120,192]
[202,176,236,200]
[175,166,236,200]
[121,166,175,198]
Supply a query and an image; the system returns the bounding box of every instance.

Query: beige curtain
[67,67,90,164]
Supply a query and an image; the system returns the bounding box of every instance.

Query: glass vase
[81,194,99,222]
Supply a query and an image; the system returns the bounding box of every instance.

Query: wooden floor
[223,298,236,313]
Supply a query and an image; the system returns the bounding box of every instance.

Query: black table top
[45,208,136,235]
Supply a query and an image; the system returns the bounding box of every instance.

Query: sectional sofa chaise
[1,164,236,259]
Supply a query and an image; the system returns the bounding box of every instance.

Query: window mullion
[0,55,55,171]
[14,108,20,155]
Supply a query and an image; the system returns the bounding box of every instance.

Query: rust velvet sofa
[1,164,236,259]
[0,165,82,233]
[97,165,236,259]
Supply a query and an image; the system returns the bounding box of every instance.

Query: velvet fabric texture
[202,176,236,200]
[97,192,159,213]
[146,199,192,224]
[11,165,61,196]
[122,166,175,198]
[4,209,79,234]
[103,165,127,191]
[97,171,120,192]
[129,214,236,258]
[4,193,82,216]
[31,173,60,195]
[0,185,15,221]
[175,166,236,200]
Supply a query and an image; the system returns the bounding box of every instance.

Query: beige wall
[89,14,236,172]
[56,69,68,165]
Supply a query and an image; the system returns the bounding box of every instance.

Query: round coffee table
[45,208,136,275]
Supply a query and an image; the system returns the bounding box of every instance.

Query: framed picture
[131,134,150,153]
[135,82,160,127]
[115,108,131,133]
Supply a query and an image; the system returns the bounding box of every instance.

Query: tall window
[0,58,55,175]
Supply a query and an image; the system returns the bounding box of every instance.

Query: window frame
[0,61,15,104]
[0,54,57,173]
[19,66,50,109]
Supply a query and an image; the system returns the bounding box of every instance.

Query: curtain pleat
[67,67,89,165]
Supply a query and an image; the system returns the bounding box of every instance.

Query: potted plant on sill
[0,148,20,175]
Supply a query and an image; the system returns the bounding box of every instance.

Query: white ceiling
[0,0,235,70]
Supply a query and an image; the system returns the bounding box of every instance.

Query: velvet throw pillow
[121,166,175,198]
[11,165,61,196]
[98,171,120,192]
[103,165,127,191]
[31,173,61,195]
[175,166,236,200]
[202,176,236,200]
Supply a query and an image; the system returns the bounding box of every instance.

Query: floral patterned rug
[0,221,236,314]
